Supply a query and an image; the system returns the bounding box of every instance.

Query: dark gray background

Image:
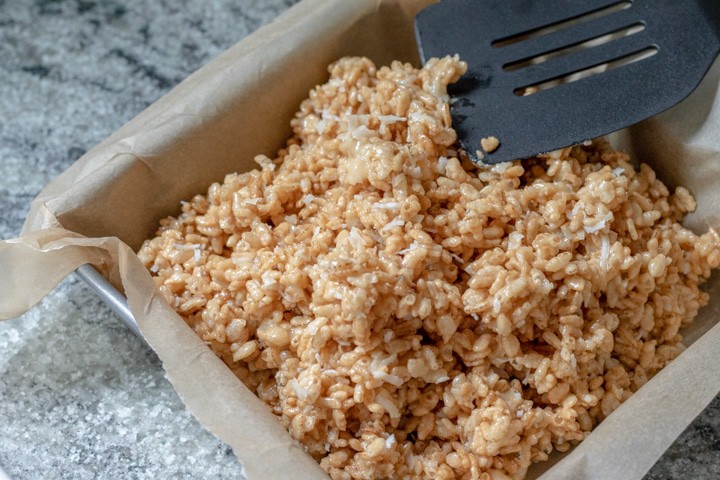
[0,0,717,478]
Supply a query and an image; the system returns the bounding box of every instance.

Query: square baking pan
[75,264,140,339]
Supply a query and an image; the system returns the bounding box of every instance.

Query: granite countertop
[0,1,718,479]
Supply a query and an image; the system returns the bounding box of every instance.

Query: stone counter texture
[0,1,718,479]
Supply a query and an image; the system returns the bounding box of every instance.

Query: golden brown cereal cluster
[138,56,720,480]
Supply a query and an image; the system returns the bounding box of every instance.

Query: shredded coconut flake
[173,243,201,250]
[374,201,400,210]
[584,212,613,234]
[601,235,610,268]
[322,110,340,121]
[346,114,370,130]
[491,161,512,174]
[380,218,405,232]
[288,378,308,400]
[408,112,424,123]
[378,114,406,124]
[262,270,277,287]
[397,241,420,256]
[437,156,448,174]
[376,394,401,419]
[348,227,363,250]
[351,125,374,139]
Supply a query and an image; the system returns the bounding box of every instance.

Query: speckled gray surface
[0,1,718,479]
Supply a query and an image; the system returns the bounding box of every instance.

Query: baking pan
[75,264,142,339]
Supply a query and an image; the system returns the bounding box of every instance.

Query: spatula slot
[492,1,632,49]
[513,46,657,96]
[503,23,645,72]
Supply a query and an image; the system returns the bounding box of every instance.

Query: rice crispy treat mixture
[138,56,720,480]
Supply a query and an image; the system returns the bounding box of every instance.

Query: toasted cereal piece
[481,135,500,152]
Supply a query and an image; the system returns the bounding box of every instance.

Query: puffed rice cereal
[138,55,720,480]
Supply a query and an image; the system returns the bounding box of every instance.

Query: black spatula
[415,0,720,164]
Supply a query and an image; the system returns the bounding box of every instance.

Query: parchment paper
[2,1,720,479]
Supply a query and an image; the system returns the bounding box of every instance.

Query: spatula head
[416,0,720,164]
